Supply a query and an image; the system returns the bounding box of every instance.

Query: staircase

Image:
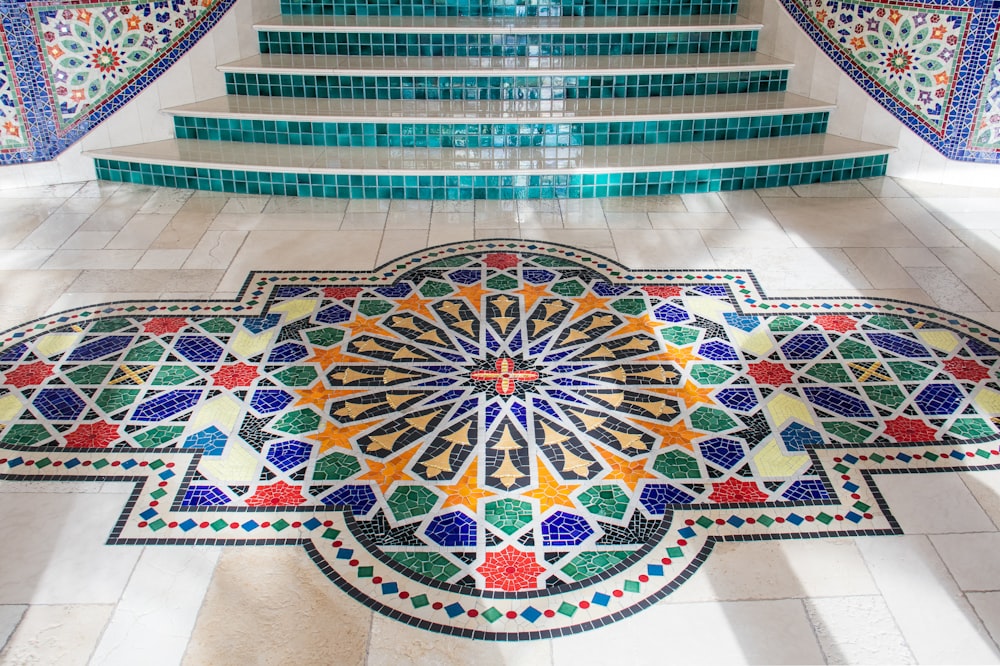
[86,0,893,199]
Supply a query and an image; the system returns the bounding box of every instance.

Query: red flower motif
[483,253,519,270]
[211,362,260,389]
[746,360,794,387]
[886,48,913,74]
[643,285,683,298]
[142,317,190,335]
[883,416,938,443]
[476,545,547,591]
[944,357,992,383]
[323,286,363,300]
[709,477,769,503]
[64,422,120,448]
[813,315,857,333]
[4,361,54,388]
[245,481,306,506]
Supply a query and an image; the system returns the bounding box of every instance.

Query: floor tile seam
[924,535,1000,653]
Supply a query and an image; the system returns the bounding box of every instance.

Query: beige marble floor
[1,177,1000,664]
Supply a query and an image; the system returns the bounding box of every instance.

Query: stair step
[255,14,761,33]
[222,52,792,99]
[87,136,891,199]
[256,15,761,55]
[279,0,741,18]
[167,93,832,147]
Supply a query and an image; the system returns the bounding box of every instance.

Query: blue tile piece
[266,440,313,471]
[316,304,353,324]
[700,437,745,469]
[914,383,966,415]
[802,387,874,418]
[653,303,691,323]
[181,484,231,506]
[174,336,224,363]
[243,314,283,333]
[723,313,761,332]
[780,333,829,360]
[447,269,482,284]
[268,342,309,363]
[250,389,294,414]
[780,422,825,452]
[524,269,556,284]
[66,335,133,361]
[639,484,696,515]
[182,426,228,456]
[698,340,739,361]
[425,511,477,547]
[321,484,378,515]
[542,510,594,546]
[132,389,203,421]
[715,387,758,412]
[32,388,86,420]
[592,282,631,296]
[375,284,412,297]
[868,333,933,358]
[782,479,830,501]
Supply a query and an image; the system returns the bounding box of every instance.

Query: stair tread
[254,14,762,33]
[164,93,833,121]
[87,136,891,174]
[218,51,791,74]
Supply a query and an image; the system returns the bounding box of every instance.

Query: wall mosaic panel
[970,25,1000,150]
[0,0,235,165]
[779,0,1000,161]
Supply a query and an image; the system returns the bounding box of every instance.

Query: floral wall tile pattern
[0,39,29,152]
[970,28,1000,150]
[0,0,235,165]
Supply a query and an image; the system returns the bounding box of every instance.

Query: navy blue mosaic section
[256,30,759,56]
[93,154,888,199]
[173,113,829,147]
[224,71,790,100]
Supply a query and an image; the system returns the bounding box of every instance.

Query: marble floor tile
[0,604,114,666]
[967,592,1000,649]
[804,596,914,665]
[930,533,1000,592]
[0,606,25,651]
[874,472,997,535]
[612,228,715,267]
[905,266,989,311]
[843,247,918,289]
[648,212,736,229]
[708,247,871,291]
[763,198,924,248]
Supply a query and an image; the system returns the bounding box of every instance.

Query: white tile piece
[874,472,996,534]
[857,535,999,663]
[931,533,1000,592]
[91,547,221,666]
[844,247,918,288]
[804,595,914,664]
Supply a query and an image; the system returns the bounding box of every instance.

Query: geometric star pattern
[2,240,1000,639]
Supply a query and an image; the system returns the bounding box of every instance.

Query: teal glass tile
[280,0,739,16]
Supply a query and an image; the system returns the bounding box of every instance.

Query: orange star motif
[523,456,581,514]
[569,292,612,321]
[358,444,422,495]
[394,292,435,319]
[438,458,495,511]
[344,314,395,339]
[646,344,702,369]
[455,282,491,310]
[667,380,716,408]
[616,314,661,337]
[637,419,702,452]
[305,346,369,369]
[312,419,378,455]
[294,381,333,410]
[517,283,553,313]
[594,445,657,492]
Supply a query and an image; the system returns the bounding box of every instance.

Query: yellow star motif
[455,282,491,311]
[312,419,378,455]
[633,418,701,452]
[358,444,422,495]
[516,283,553,313]
[345,314,394,339]
[437,458,495,511]
[569,291,612,321]
[394,292,435,319]
[593,445,657,492]
[523,456,581,514]
[294,381,334,410]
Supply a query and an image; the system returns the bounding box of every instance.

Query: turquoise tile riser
[280,0,739,17]
[257,31,758,57]
[224,72,789,100]
[173,113,829,147]
[94,156,887,199]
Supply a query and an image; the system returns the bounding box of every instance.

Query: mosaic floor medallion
[3,240,1000,639]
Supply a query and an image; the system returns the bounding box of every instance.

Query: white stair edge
[162,93,835,123]
[253,14,763,34]
[86,136,894,176]
[218,52,793,76]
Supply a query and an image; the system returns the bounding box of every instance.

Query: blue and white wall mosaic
[0,0,235,165]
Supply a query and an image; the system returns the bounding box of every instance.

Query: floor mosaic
[2,239,1000,640]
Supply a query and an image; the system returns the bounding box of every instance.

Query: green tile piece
[690,363,733,385]
[949,418,996,439]
[888,361,934,381]
[482,607,503,623]
[551,280,585,297]
[806,363,851,383]
[388,552,461,582]
[653,449,700,479]
[125,340,165,362]
[486,274,518,290]
[306,327,345,347]
[611,298,647,316]
[868,315,909,330]
[838,339,876,360]
[65,364,113,385]
[387,484,440,520]
[272,366,318,387]
[661,325,701,346]
[2,424,51,445]
[484,498,533,535]
[89,318,132,333]
[768,316,805,332]
[561,551,631,581]
[578,484,630,520]
[152,365,199,386]
[313,451,362,480]
[690,406,737,432]
[199,318,236,333]
[862,385,906,409]
[96,388,140,412]
[358,299,394,316]
[134,425,185,448]
[272,408,322,434]
[419,280,454,297]
[822,421,873,443]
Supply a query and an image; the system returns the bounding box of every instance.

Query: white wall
[0,0,278,190]
[745,0,1000,187]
